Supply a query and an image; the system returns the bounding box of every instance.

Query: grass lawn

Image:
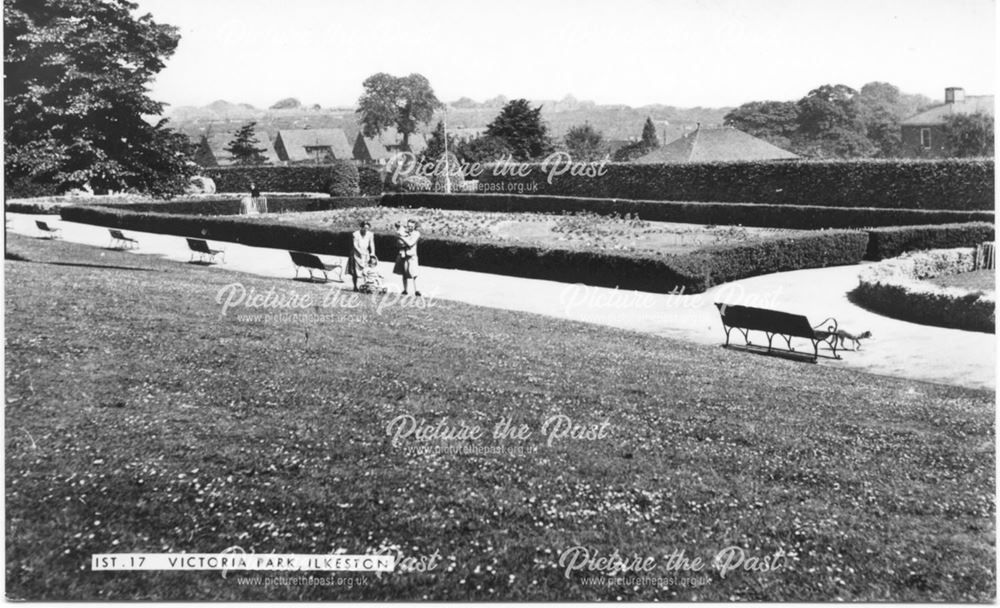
[4,233,995,601]
[925,269,996,293]
[267,207,804,256]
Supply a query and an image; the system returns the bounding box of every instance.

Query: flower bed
[853,248,995,333]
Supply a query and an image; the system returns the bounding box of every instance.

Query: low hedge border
[472,158,994,210]
[87,196,378,216]
[59,204,870,294]
[865,223,997,261]
[380,193,993,230]
[853,248,995,333]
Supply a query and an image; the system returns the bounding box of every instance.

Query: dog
[834,329,872,351]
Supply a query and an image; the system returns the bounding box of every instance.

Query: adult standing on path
[348,220,376,292]
[394,219,421,296]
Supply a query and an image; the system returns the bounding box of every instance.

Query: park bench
[187,238,225,264]
[36,220,61,239]
[714,302,840,362]
[108,229,139,250]
[289,251,344,283]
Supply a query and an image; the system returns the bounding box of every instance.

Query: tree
[941,112,994,157]
[485,99,553,161]
[723,101,799,149]
[4,0,195,195]
[270,97,301,110]
[420,121,459,163]
[357,73,441,150]
[641,117,660,149]
[794,84,875,158]
[564,124,605,161]
[455,135,512,164]
[224,122,268,165]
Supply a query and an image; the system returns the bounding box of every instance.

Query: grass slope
[4,234,995,601]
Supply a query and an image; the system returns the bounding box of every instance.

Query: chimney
[945,87,966,104]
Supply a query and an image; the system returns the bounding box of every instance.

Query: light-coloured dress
[348,230,375,278]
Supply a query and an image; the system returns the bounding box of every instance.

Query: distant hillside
[163,95,732,144]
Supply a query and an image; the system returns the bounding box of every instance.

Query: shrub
[402,176,432,192]
[865,223,996,260]
[358,165,383,195]
[472,158,994,210]
[704,230,870,285]
[209,164,361,195]
[380,193,993,230]
[326,161,360,196]
[4,176,61,199]
[854,248,995,333]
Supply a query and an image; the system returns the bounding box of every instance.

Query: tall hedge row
[381,193,993,230]
[472,159,994,210]
[207,162,360,195]
[59,205,870,294]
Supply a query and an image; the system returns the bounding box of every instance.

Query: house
[633,125,798,163]
[353,127,428,164]
[273,129,353,163]
[194,127,280,167]
[900,88,994,158]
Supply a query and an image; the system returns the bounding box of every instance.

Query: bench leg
[722,325,734,347]
[765,332,775,353]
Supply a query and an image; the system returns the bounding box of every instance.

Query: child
[359,255,387,294]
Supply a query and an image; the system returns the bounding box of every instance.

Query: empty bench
[108,229,138,250]
[36,220,61,239]
[289,251,343,282]
[715,302,840,362]
[187,238,225,264]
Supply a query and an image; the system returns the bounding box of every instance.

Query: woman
[393,219,421,296]
[347,220,376,292]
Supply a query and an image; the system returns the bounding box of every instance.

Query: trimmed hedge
[853,248,995,333]
[380,193,993,230]
[60,204,869,294]
[471,159,994,210]
[208,162,360,195]
[89,196,378,216]
[865,223,996,261]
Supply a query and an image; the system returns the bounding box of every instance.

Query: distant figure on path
[393,219,421,296]
[348,220,376,291]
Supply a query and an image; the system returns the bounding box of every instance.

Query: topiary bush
[326,160,360,196]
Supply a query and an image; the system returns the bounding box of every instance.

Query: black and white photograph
[3,0,996,601]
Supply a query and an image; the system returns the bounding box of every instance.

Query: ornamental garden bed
[852,248,995,333]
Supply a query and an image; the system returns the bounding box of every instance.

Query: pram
[359,256,388,294]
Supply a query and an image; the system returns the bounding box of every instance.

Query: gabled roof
[901,96,994,126]
[275,128,353,162]
[353,127,428,160]
[634,126,798,163]
[197,127,280,166]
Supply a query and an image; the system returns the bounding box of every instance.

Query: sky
[132,0,997,110]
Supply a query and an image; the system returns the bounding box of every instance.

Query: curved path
[6,213,994,391]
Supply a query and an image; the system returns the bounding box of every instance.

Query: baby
[359,255,387,294]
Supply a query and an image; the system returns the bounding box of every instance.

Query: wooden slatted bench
[289,251,343,283]
[715,302,840,362]
[187,238,225,264]
[108,229,139,250]
[35,220,61,239]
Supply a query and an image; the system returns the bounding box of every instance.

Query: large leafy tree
[225,122,268,165]
[941,112,994,158]
[485,99,553,161]
[357,73,441,150]
[794,84,875,158]
[4,0,195,195]
[723,100,799,150]
[564,123,605,161]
